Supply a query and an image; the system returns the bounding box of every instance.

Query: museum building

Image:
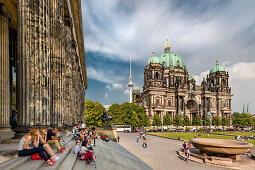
[133,38,232,123]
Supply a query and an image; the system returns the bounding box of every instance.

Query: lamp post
[161,112,164,132]
[207,112,212,131]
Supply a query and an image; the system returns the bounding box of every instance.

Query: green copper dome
[209,62,226,74]
[134,86,140,91]
[158,52,185,69]
[147,56,160,65]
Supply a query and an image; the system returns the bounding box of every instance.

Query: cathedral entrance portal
[186,99,198,122]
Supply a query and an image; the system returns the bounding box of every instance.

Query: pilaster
[0,14,10,130]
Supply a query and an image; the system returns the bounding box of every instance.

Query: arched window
[177,60,180,67]
[155,72,159,79]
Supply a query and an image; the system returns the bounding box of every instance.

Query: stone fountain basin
[191,138,253,155]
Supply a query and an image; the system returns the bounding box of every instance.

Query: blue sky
[81,0,255,113]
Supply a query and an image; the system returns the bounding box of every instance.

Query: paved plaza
[118,132,226,170]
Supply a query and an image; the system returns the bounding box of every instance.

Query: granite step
[57,144,77,170]
[0,133,73,170]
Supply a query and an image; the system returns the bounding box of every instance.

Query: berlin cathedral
[133,38,232,123]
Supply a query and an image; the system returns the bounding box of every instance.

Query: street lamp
[207,112,212,131]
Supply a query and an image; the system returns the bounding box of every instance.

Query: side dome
[146,56,160,65]
[158,52,185,69]
[209,61,226,74]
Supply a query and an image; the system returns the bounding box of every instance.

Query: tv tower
[128,56,134,103]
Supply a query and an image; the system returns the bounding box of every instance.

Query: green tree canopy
[212,116,221,128]
[108,103,123,125]
[152,114,161,127]
[163,113,172,126]
[183,115,191,128]
[192,115,202,129]
[203,116,211,126]
[231,112,241,126]
[173,114,182,128]
[85,100,105,126]
[221,117,230,129]
[140,114,151,127]
[130,111,139,128]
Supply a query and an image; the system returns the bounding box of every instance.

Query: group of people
[183,142,191,161]
[18,126,67,166]
[72,123,97,164]
[235,135,254,141]
[136,132,147,148]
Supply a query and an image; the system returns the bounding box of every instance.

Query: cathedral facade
[133,38,232,123]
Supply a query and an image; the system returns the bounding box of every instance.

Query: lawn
[149,132,255,148]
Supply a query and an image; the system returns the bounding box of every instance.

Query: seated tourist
[47,127,66,153]
[39,128,60,161]
[75,140,81,154]
[18,127,56,166]
[101,136,109,142]
[57,127,66,145]
[80,146,95,164]
[82,138,93,151]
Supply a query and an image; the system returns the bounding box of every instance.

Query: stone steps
[0,133,73,170]
[1,136,152,170]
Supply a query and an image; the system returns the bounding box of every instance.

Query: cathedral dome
[158,36,186,69]
[146,49,160,65]
[209,61,226,74]
[159,52,185,69]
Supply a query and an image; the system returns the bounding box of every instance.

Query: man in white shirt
[81,122,86,129]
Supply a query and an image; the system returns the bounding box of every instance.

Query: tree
[221,117,230,129]
[141,114,151,127]
[152,114,161,127]
[163,113,172,126]
[252,117,255,128]
[108,103,123,125]
[212,116,221,128]
[183,115,191,129]
[130,111,139,128]
[192,115,202,129]
[173,114,182,129]
[240,113,252,127]
[85,100,105,127]
[231,112,241,126]
[203,116,211,127]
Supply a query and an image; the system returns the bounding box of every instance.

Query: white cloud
[87,67,125,84]
[106,83,123,90]
[104,92,108,99]
[124,89,130,95]
[82,0,255,113]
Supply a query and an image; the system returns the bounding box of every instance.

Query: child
[57,127,66,145]
[75,140,81,154]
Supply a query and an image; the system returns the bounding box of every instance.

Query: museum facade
[133,38,232,123]
[0,0,87,134]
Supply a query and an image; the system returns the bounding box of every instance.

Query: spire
[152,48,155,56]
[166,35,169,48]
[247,103,250,113]
[130,56,131,77]
[128,56,133,103]
[164,35,170,53]
[216,60,219,65]
[242,103,246,113]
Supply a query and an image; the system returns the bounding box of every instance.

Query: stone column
[17,0,51,129]
[50,0,65,126]
[0,14,10,130]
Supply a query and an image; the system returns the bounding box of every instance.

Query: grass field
[149,132,255,148]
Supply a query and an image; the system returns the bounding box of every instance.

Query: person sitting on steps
[47,127,66,153]
[39,128,60,161]
[80,146,95,164]
[18,127,56,166]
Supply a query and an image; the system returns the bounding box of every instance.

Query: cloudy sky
[81,0,255,113]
